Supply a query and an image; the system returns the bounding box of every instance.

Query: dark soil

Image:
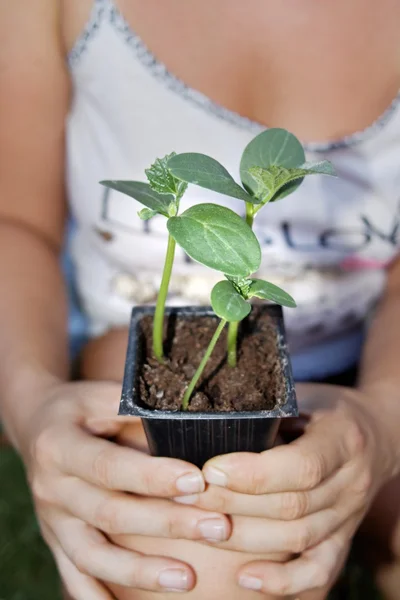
[139,307,286,412]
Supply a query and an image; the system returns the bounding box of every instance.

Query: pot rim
[120,305,298,420]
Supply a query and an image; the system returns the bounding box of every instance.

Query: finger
[183,466,352,519]
[295,383,338,415]
[54,425,205,497]
[58,477,231,542]
[115,421,149,453]
[50,513,196,592]
[76,382,136,429]
[42,525,115,600]
[216,508,342,554]
[87,415,145,441]
[203,416,354,493]
[65,382,147,438]
[237,517,358,596]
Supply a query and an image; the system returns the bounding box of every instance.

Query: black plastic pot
[120,306,297,467]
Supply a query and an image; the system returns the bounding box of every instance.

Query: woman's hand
[182,383,398,597]
[24,380,231,599]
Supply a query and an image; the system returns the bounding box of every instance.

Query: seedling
[101,154,189,363]
[100,128,335,410]
[168,128,336,365]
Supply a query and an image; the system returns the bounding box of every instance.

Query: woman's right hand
[23,380,231,599]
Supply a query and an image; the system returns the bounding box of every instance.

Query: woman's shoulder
[0,0,70,249]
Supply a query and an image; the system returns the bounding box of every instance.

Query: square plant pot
[120,305,298,468]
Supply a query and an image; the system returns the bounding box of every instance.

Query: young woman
[1,1,400,599]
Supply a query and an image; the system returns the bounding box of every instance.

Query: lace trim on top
[67,0,106,69]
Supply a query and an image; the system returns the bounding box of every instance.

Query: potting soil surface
[139,307,286,412]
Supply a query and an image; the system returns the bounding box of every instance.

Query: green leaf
[138,208,157,221]
[168,153,258,204]
[211,280,252,322]
[145,152,188,200]
[240,128,306,201]
[249,161,336,204]
[100,181,172,216]
[167,203,261,277]
[249,279,297,308]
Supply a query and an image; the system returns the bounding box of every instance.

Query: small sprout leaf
[211,280,252,322]
[146,153,188,200]
[225,275,253,299]
[240,128,306,200]
[167,203,261,277]
[168,153,258,203]
[138,208,157,221]
[249,279,297,308]
[100,180,172,216]
[249,161,336,204]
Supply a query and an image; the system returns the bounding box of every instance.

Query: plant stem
[245,203,254,227]
[182,319,227,410]
[230,202,255,366]
[228,203,255,368]
[227,321,239,367]
[153,234,176,362]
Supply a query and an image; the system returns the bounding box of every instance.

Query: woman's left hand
[177,383,398,596]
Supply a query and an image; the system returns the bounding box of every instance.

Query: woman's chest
[64,0,400,142]
[65,0,400,276]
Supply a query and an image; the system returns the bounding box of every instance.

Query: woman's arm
[358,256,400,459]
[0,0,69,450]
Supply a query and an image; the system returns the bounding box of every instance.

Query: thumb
[78,381,138,435]
[295,382,345,414]
[278,383,316,442]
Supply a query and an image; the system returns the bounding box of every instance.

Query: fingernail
[176,472,205,494]
[203,465,228,487]
[173,494,199,505]
[159,569,190,591]
[198,518,228,542]
[239,575,263,591]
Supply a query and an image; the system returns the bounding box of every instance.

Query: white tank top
[66,0,400,377]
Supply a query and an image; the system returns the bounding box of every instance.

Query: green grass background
[0,445,382,600]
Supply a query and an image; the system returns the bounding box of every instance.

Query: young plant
[168,128,336,365]
[100,129,334,409]
[101,155,275,408]
[100,154,188,363]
